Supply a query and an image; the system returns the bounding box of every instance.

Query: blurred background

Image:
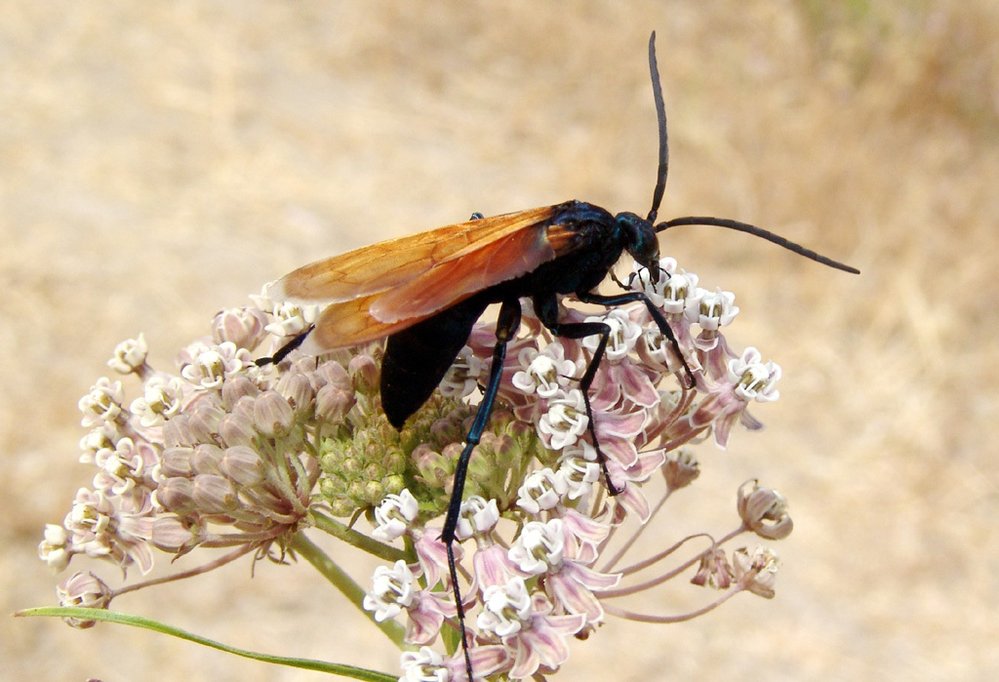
[3,1,996,680]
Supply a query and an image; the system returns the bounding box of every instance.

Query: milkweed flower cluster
[39,256,795,680]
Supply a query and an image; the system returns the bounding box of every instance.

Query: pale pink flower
[477,579,586,679]
[78,377,125,428]
[372,489,420,542]
[511,344,580,399]
[537,389,589,451]
[107,334,149,375]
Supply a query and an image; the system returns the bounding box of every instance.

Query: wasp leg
[578,290,694,387]
[440,297,521,681]
[254,324,315,366]
[533,294,624,495]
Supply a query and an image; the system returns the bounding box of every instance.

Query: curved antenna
[657,216,860,273]
[646,31,669,225]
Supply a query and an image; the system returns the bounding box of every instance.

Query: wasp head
[616,211,661,284]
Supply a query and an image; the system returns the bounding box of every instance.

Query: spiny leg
[577,290,694,387]
[533,294,623,495]
[440,297,521,681]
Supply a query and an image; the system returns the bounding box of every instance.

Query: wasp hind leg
[440,297,522,681]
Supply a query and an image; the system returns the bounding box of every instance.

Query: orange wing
[281,205,592,354]
[271,206,556,303]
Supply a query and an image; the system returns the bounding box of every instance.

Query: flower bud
[277,371,315,411]
[253,391,294,438]
[212,307,267,350]
[221,374,259,410]
[157,477,197,515]
[163,414,195,447]
[348,354,379,392]
[315,384,354,422]
[191,443,224,475]
[160,446,194,477]
[219,410,256,448]
[187,402,225,444]
[312,359,352,392]
[220,445,266,486]
[663,449,700,491]
[57,571,112,628]
[151,515,200,553]
[193,474,239,514]
[737,480,793,540]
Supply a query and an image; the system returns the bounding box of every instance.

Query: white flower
[180,342,247,390]
[537,389,589,450]
[399,647,448,682]
[509,519,565,575]
[516,468,568,515]
[372,489,420,542]
[107,334,148,374]
[582,309,642,361]
[511,343,578,398]
[557,442,601,501]
[78,378,124,428]
[38,524,70,571]
[728,347,781,402]
[363,560,417,622]
[130,374,185,428]
[264,300,319,338]
[477,577,533,638]
[685,288,739,331]
[455,496,499,541]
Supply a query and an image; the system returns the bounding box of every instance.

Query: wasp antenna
[646,30,669,225]
[657,216,861,274]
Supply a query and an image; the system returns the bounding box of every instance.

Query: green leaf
[15,607,397,682]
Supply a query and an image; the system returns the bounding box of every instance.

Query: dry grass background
[3,2,997,680]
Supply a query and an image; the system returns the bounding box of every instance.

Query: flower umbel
[39,256,803,680]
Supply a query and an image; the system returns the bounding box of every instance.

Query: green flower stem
[311,510,411,563]
[15,607,396,682]
[290,532,407,649]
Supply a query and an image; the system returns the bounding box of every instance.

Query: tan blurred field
[3,2,997,680]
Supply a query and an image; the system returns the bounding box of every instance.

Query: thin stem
[600,488,673,572]
[112,543,259,599]
[291,532,407,649]
[311,510,409,563]
[603,585,745,623]
[600,525,745,598]
[614,533,713,578]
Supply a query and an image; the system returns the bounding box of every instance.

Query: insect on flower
[260,31,859,678]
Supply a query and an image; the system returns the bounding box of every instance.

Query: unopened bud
[191,443,224,476]
[348,354,379,392]
[737,480,793,540]
[57,571,112,628]
[193,474,239,514]
[663,449,700,491]
[220,445,266,486]
[253,391,294,437]
[151,515,200,553]
[157,477,197,515]
[160,446,194,477]
[315,384,354,422]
